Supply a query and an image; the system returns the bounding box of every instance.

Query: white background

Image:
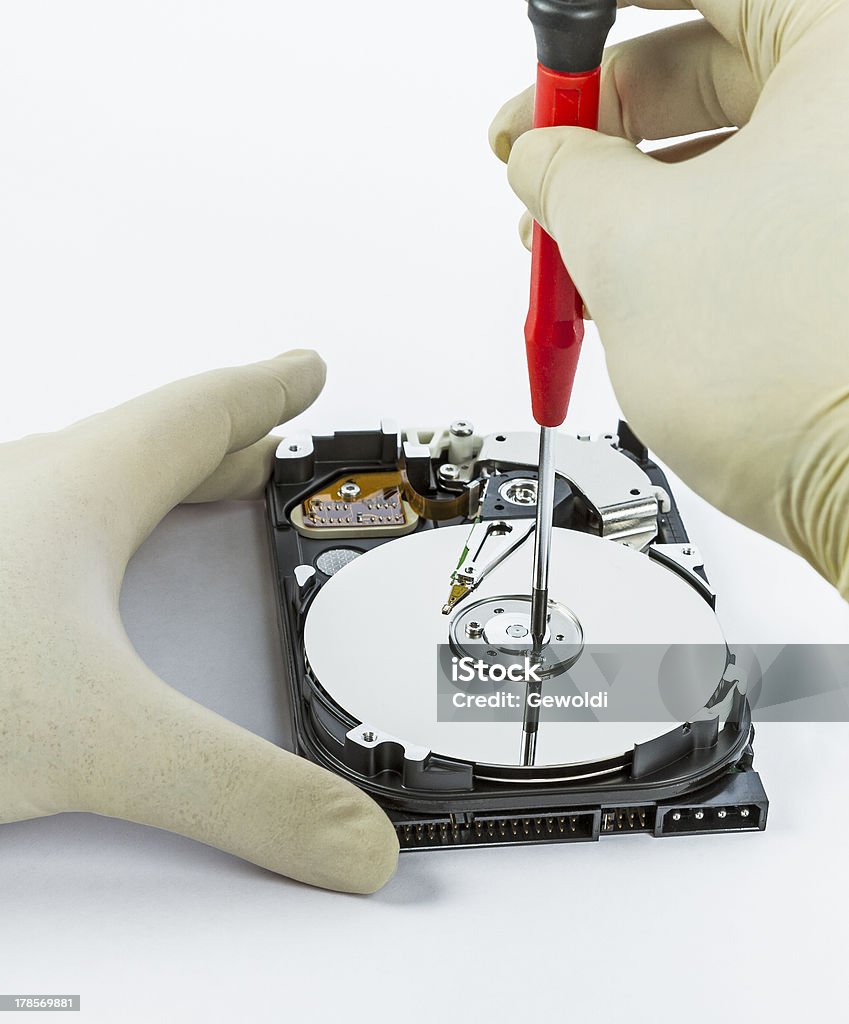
[1,2,847,1021]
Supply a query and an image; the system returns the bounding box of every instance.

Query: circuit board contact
[290,471,419,538]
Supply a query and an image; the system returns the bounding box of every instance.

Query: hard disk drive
[266,420,768,850]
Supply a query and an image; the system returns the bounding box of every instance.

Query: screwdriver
[525,0,616,650]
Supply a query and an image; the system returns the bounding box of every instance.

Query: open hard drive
[266,420,768,850]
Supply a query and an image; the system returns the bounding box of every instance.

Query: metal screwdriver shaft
[520,427,556,766]
[530,426,556,646]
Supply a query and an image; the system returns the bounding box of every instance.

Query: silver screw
[695,811,704,820]
[718,809,727,819]
[438,463,461,483]
[339,481,361,499]
[450,420,473,438]
[672,812,681,821]
[465,621,483,639]
[741,808,750,818]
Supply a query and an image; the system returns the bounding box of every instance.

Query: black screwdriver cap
[528,0,617,74]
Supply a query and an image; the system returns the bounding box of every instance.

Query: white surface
[305,523,726,765]
[2,1,848,1021]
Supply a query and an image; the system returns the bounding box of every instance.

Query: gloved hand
[0,351,399,894]
[490,0,849,597]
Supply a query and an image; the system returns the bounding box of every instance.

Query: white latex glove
[0,351,399,894]
[490,0,849,597]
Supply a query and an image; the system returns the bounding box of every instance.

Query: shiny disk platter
[304,525,728,771]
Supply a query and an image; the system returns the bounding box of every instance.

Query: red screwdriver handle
[525,63,601,427]
[523,0,616,427]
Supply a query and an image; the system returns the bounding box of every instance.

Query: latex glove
[0,351,399,894]
[490,0,849,597]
